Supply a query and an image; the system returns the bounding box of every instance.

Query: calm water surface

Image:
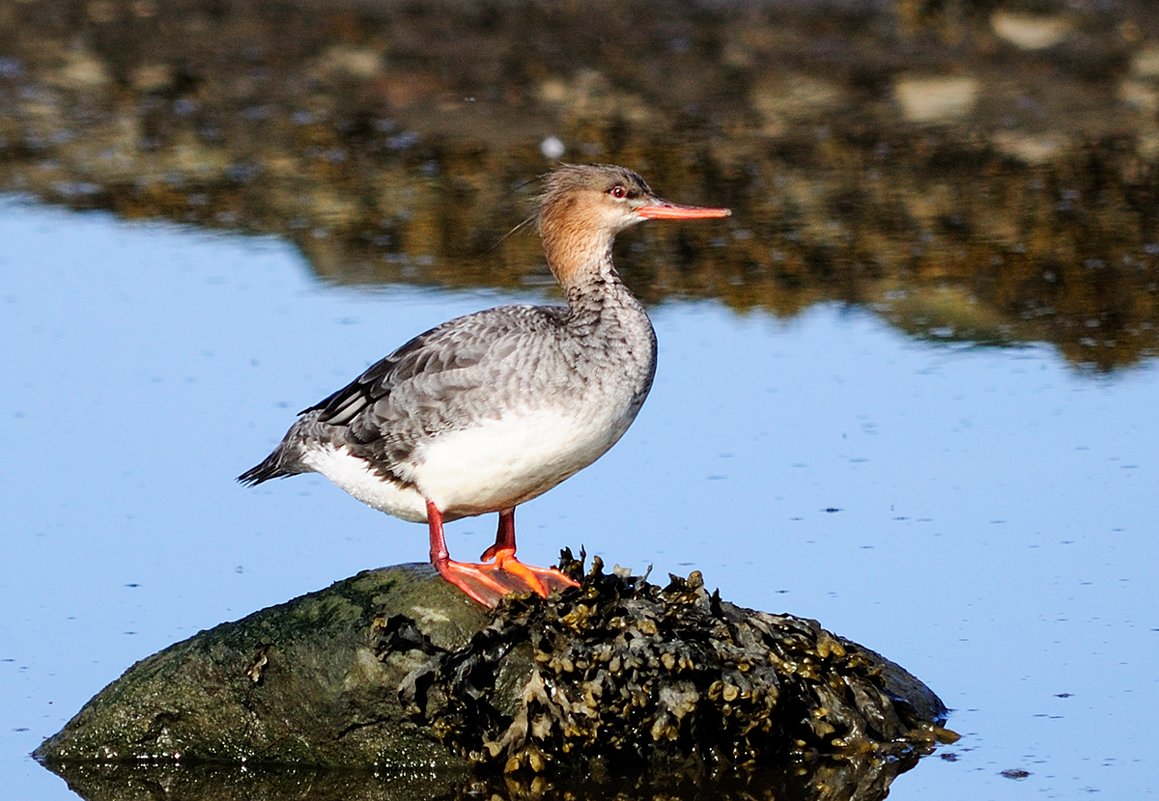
[2,198,1158,799]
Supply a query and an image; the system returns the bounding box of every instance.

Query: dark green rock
[37,554,954,799]
[37,563,486,773]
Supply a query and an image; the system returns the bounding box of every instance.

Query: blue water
[2,198,1157,798]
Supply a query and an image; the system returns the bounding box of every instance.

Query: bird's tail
[237,447,300,486]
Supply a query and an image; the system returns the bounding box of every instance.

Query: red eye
[609,185,627,199]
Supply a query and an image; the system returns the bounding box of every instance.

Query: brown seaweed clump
[374,551,954,777]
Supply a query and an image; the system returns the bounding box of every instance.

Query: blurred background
[2,0,1157,369]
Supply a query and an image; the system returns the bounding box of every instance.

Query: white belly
[302,406,631,522]
[301,445,429,522]
[416,406,627,516]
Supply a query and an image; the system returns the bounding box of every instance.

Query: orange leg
[479,509,516,561]
[427,501,579,608]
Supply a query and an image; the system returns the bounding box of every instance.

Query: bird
[238,163,731,607]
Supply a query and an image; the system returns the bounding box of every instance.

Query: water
[2,197,1157,799]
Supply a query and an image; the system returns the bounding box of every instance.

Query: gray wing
[307,303,568,470]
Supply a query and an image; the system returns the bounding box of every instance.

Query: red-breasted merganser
[239,164,730,606]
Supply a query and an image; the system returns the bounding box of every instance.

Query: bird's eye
[609,184,627,199]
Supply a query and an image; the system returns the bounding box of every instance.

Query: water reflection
[0,0,1156,371]
[45,758,928,801]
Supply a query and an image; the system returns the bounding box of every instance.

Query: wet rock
[893,75,979,123]
[36,563,485,772]
[38,552,953,792]
[1132,45,1159,79]
[990,10,1076,51]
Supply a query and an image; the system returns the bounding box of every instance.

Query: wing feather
[305,304,566,468]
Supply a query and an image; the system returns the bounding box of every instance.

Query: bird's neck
[558,250,652,342]
[540,223,623,305]
[539,210,650,332]
[540,224,655,397]
[542,219,616,285]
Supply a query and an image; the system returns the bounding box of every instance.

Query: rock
[37,553,954,797]
[990,11,1076,50]
[893,75,979,124]
[37,563,484,770]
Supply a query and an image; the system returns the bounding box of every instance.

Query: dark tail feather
[237,449,297,486]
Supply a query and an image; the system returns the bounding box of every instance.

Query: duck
[239,163,730,606]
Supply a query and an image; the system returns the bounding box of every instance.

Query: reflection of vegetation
[0,0,1156,370]
[728,135,1159,371]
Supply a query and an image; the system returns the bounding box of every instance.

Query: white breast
[414,405,630,517]
[300,404,633,524]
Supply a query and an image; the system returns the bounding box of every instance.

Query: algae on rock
[38,552,953,795]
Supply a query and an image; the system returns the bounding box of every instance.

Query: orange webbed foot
[436,550,580,608]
